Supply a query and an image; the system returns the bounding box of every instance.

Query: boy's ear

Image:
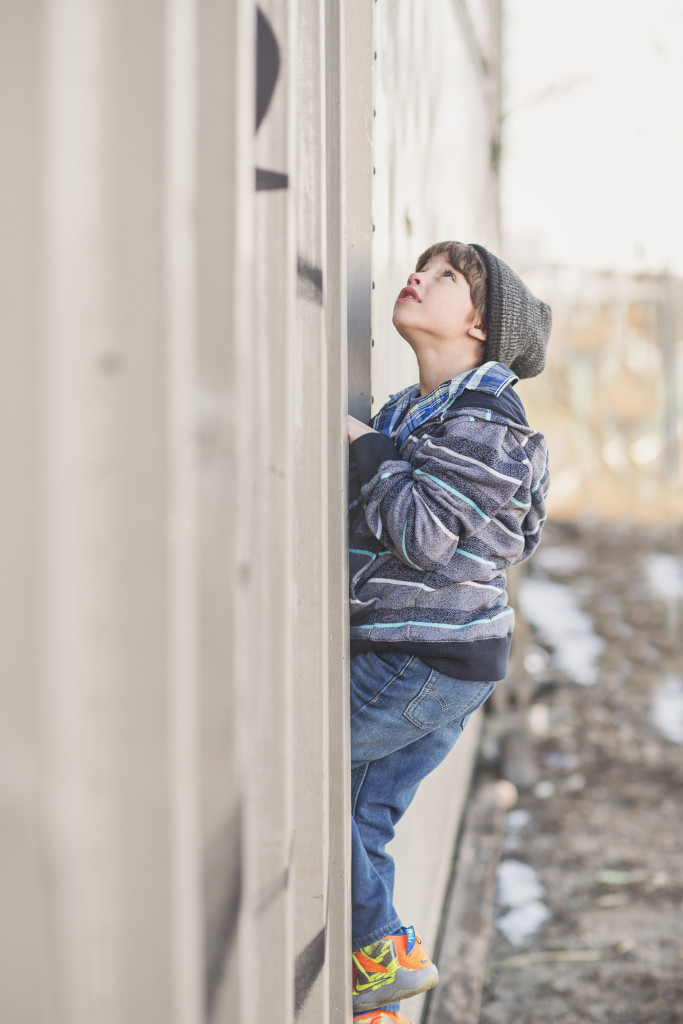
[467,324,487,342]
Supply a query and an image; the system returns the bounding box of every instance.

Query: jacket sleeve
[508,437,549,564]
[353,417,544,572]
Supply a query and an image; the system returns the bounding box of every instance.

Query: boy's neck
[417,351,483,397]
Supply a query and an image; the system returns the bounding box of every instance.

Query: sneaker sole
[353,964,439,1012]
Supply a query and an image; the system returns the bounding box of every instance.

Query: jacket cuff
[350,432,400,487]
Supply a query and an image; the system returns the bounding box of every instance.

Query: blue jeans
[350,652,495,956]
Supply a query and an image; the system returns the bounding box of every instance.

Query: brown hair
[415,241,487,330]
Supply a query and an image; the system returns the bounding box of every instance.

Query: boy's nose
[408,271,422,285]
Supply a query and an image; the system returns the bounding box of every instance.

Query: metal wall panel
[345,0,375,423]
[371,0,502,408]
[166,1,203,1020]
[325,1,353,1017]
[293,0,331,1020]
[0,4,52,1022]
[197,1,254,1022]
[34,3,180,1021]
[1,0,353,1021]
[0,1,500,1021]
[252,1,298,1021]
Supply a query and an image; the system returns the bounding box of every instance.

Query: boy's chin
[393,325,415,348]
[392,314,416,343]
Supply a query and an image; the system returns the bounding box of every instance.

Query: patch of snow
[652,674,683,744]
[532,545,590,575]
[644,553,683,600]
[496,902,552,947]
[502,809,532,853]
[497,859,544,907]
[524,644,551,675]
[533,780,556,799]
[495,859,551,946]
[643,553,683,640]
[528,703,550,735]
[518,576,605,685]
[507,809,532,831]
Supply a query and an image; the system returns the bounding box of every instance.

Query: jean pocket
[350,652,417,718]
[404,672,494,730]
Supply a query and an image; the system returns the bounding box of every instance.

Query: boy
[347,241,552,1024]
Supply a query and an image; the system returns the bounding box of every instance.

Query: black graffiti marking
[295,869,331,1017]
[255,860,292,914]
[204,807,243,1020]
[294,925,327,1015]
[255,7,288,191]
[256,7,279,131]
[255,168,289,191]
[297,255,324,305]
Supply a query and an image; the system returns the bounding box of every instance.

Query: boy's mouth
[397,286,420,302]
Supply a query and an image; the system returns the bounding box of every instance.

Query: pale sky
[502,0,683,274]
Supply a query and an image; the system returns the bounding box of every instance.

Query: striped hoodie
[348,365,549,682]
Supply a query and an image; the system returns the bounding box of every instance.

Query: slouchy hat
[471,244,552,379]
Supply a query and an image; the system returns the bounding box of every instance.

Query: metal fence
[1,2,501,1023]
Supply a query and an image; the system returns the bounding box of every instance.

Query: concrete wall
[0,2,501,1023]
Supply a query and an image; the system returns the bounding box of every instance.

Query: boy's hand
[347,414,377,443]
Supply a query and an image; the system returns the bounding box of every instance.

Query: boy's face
[392,252,485,347]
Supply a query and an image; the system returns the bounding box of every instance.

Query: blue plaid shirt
[372,361,518,451]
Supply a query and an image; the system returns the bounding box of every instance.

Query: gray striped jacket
[348,386,549,680]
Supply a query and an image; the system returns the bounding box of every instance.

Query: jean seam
[350,654,417,720]
[403,667,437,729]
[351,763,369,815]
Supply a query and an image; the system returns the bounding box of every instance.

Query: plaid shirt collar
[372,361,518,449]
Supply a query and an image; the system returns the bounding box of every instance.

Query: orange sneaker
[353,1012,413,1024]
[352,925,439,1012]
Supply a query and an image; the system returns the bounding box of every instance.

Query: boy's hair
[415,241,488,331]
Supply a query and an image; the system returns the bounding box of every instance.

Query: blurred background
[484,5,683,1019]
[506,0,683,523]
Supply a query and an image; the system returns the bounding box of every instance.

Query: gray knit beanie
[471,244,552,379]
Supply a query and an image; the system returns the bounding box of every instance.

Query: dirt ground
[478,519,683,1024]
